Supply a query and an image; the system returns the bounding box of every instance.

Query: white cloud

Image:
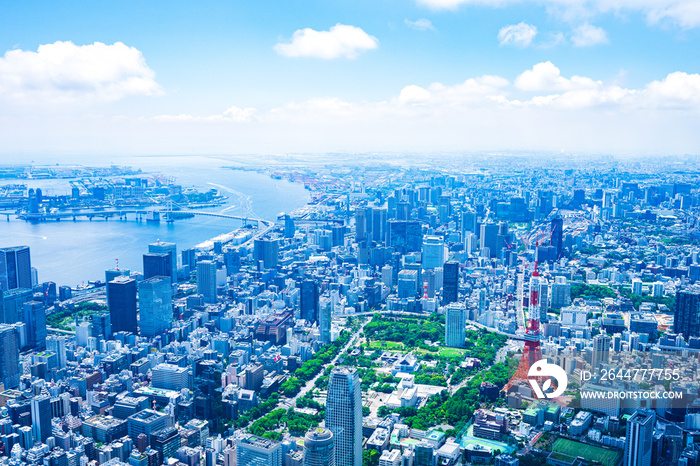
[498,22,538,47]
[274,24,378,59]
[399,85,432,104]
[571,23,609,46]
[515,61,601,91]
[405,18,435,31]
[0,41,161,102]
[415,0,700,28]
[645,71,700,108]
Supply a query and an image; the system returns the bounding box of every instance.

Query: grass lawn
[552,438,621,466]
[438,347,466,358]
[367,340,406,351]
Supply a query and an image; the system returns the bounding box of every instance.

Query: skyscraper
[445,302,466,348]
[304,428,335,466]
[386,220,422,254]
[674,288,700,339]
[300,279,319,323]
[0,246,32,292]
[0,324,20,389]
[148,242,177,283]
[372,208,387,243]
[236,434,282,466]
[196,260,217,303]
[479,223,499,258]
[550,216,564,259]
[143,253,172,283]
[23,301,47,350]
[625,409,655,466]
[105,268,130,301]
[319,296,332,345]
[31,394,52,444]
[46,334,68,369]
[442,261,459,305]
[422,236,446,269]
[591,333,610,371]
[326,367,362,466]
[253,239,279,269]
[108,276,138,334]
[138,276,173,337]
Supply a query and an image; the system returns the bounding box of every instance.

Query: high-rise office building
[127,410,169,443]
[23,301,46,350]
[422,236,446,270]
[625,409,655,466]
[0,287,33,324]
[461,211,477,238]
[550,276,571,309]
[139,277,173,337]
[480,223,499,258]
[92,312,112,340]
[304,428,335,466]
[0,246,32,292]
[0,324,19,389]
[674,288,700,340]
[326,367,362,466]
[148,242,177,283]
[591,333,610,370]
[46,335,68,369]
[550,216,563,259]
[354,207,367,241]
[442,261,459,305]
[108,276,138,334]
[397,269,418,299]
[31,394,52,443]
[319,296,332,345]
[372,208,387,243]
[253,239,279,269]
[386,220,422,254]
[105,268,130,301]
[196,260,217,304]
[300,279,319,323]
[236,434,282,466]
[151,363,191,391]
[143,253,172,282]
[151,427,180,463]
[445,302,466,348]
[182,248,197,270]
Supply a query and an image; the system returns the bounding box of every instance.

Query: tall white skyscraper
[326,367,362,466]
[625,409,655,466]
[445,302,466,348]
[422,236,446,269]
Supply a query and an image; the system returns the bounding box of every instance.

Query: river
[0,155,310,287]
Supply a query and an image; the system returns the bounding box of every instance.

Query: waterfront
[1,155,310,287]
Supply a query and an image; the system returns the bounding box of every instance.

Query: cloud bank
[0,41,162,102]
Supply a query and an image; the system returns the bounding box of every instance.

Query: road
[276,320,368,410]
[519,431,543,456]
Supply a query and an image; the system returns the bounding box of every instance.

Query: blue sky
[1,0,700,156]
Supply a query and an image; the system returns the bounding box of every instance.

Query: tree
[363,449,379,466]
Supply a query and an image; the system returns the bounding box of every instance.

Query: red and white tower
[503,251,545,392]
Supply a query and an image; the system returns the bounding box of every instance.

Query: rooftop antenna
[115,258,119,270]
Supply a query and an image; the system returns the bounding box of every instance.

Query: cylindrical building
[304,428,334,466]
